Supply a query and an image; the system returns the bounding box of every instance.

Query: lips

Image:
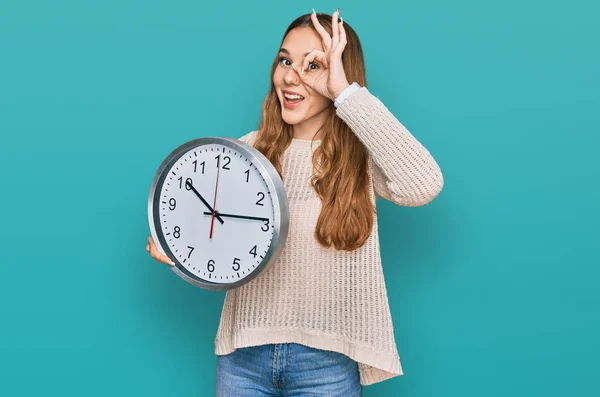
[282,90,305,109]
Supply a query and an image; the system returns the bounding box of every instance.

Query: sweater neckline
[290,137,322,150]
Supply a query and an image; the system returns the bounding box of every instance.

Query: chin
[281,111,304,125]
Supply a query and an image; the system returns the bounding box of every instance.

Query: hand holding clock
[146,236,175,267]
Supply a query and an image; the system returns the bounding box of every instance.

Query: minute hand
[202,211,269,222]
[186,180,224,224]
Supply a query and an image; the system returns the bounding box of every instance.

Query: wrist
[332,82,351,100]
[333,82,361,108]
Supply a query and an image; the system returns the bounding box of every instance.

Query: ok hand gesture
[292,9,350,101]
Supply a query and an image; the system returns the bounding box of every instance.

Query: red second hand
[209,154,221,239]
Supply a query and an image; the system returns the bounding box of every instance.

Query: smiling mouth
[283,93,305,109]
[284,94,305,103]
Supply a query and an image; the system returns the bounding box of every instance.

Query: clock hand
[185,180,224,224]
[209,155,222,239]
[203,211,269,222]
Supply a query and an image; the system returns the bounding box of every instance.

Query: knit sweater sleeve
[335,87,444,207]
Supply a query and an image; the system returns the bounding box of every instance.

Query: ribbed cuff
[334,82,361,108]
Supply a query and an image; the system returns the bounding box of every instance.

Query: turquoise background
[1,0,598,395]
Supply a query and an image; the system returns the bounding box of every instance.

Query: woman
[147,9,444,396]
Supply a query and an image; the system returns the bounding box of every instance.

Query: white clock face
[156,143,276,285]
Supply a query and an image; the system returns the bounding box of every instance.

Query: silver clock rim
[147,136,289,291]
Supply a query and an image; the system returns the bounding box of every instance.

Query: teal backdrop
[1,0,598,396]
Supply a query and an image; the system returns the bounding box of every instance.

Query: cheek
[309,95,330,111]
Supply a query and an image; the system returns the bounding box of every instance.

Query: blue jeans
[215,342,362,396]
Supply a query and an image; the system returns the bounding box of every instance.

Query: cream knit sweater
[214,87,444,386]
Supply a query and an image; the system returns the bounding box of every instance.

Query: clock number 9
[207,259,215,273]
[169,198,176,210]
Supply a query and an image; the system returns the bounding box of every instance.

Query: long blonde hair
[253,13,375,251]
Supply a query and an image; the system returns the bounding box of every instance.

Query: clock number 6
[207,259,215,273]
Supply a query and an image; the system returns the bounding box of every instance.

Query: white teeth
[284,93,304,100]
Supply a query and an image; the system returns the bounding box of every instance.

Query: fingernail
[312,8,315,15]
[340,17,343,25]
[170,260,175,266]
[301,67,304,75]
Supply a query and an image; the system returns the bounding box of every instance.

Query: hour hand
[203,211,269,222]
[185,180,224,224]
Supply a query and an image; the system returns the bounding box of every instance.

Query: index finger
[310,10,332,51]
[331,9,340,48]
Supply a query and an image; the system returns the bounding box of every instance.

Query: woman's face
[273,27,331,130]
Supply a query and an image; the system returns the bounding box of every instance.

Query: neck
[291,107,329,141]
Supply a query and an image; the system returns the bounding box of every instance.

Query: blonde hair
[253,13,375,251]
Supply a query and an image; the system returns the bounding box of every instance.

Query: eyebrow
[279,48,311,57]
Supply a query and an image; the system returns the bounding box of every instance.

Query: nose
[284,65,300,85]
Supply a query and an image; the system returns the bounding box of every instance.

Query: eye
[278,56,291,67]
[308,62,320,70]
